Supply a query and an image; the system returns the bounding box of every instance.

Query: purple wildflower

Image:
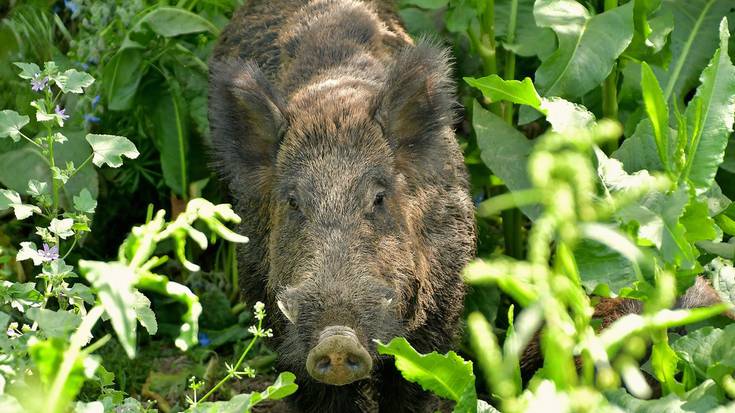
[54,105,69,121]
[198,332,211,347]
[38,244,59,262]
[64,0,80,16]
[31,74,48,92]
[91,95,101,109]
[84,113,100,124]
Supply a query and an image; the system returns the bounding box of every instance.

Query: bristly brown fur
[209,1,475,412]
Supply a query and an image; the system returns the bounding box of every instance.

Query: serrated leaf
[73,188,97,214]
[681,18,735,195]
[708,257,735,305]
[13,62,40,79]
[377,336,476,411]
[49,218,75,239]
[0,188,40,220]
[656,0,734,104]
[85,134,139,168]
[534,0,634,99]
[103,49,145,111]
[607,379,727,412]
[27,180,48,197]
[79,261,139,358]
[27,308,81,338]
[16,242,45,266]
[0,110,29,141]
[472,101,539,219]
[135,7,218,37]
[672,324,735,386]
[641,62,671,170]
[190,372,298,413]
[132,291,157,335]
[464,75,541,107]
[54,69,94,94]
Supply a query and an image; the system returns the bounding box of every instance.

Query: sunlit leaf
[85,134,139,168]
[0,110,29,142]
[534,0,634,99]
[377,337,476,412]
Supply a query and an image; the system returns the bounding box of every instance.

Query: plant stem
[60,237,77,260]
[197,317,263,404]
[45,305,105,413]
[602,0,619,153]
[67,154,93,180]
[500,0,523,259]
[47,132,60,214]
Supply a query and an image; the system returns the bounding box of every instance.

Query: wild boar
[208,1,476,412]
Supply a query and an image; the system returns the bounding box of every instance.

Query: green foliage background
[1,0,735,412]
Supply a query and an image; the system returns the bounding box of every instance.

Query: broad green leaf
[538,97,595,133]
[0,110,29,141]
[708,257,735,305]
[85,134,139,168]
[0,130,98,210]
[672,324,735,386]
[16,242,46,267]
[575,239,640,296]
[377,337,476,412]
[623,0,673,65]
[680,198,719,244]
[29,338,90,410]
[103,49,145,111]
[640,62,670,171]
[657,0,733,104]
[13,62,40,79]
[79,260,139,358]
[54,69,94,94]
[73,188,97,214]
[618,186,697,268]
[27,179,48,197]
[466,77,594,134]
[30,99,66,127]
[136,7,218,37]
[190,372,298,413]
[607,379,727,412]
[472,101,539,219]
[534,0,634,99]
[681,18,735,195]
[495,0,556,59]
[132,291,157,335]
[0,188,40,219]
[464,75,541,107]
[49,218,74,239]
[613,118,676,173]
[146,79,189,196]
[0,280,43,311]
[400,0,448,9]
[27,308,81,338]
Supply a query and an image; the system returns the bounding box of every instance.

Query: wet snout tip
[306,327,372,385]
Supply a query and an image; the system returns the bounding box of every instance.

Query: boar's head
[209,42,458,386]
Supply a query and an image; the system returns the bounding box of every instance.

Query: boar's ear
[374,41,456,160]
[209,58,288,185]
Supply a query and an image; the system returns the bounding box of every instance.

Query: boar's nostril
[306,326,372,386]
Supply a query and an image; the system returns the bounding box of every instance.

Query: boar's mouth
[305,325,373,385]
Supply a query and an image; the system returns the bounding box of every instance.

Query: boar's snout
[305,325,372,385]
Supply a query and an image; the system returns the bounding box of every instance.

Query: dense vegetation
[0,0,734,412]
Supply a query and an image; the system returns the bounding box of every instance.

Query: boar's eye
[287,195,299,211]
[373,191,385,208]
